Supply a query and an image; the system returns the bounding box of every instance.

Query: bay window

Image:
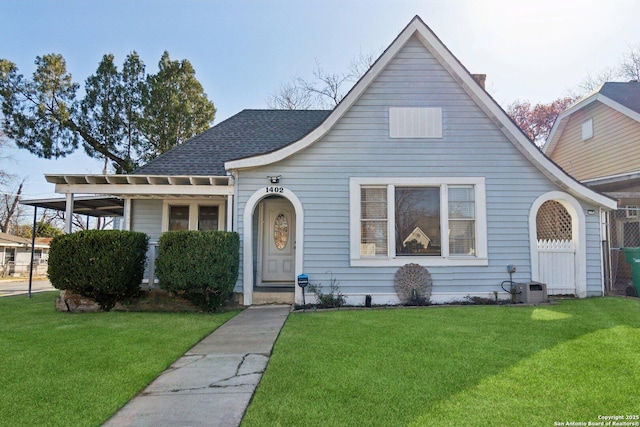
[350,177,487,266]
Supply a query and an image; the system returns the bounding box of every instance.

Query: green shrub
[155,231,239,311]
[48,230,149,311]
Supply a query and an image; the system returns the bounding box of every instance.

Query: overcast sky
[2,0,639,203]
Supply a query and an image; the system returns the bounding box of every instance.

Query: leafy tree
[506,97,577,146]
[15,221,63,238]
[140,51,216,161]
[0,51,215,173]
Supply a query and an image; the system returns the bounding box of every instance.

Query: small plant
[307,271,346,308]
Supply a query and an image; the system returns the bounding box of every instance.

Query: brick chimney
[471,74,486,89]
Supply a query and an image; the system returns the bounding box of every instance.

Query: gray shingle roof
[599,81,640,114]
[133,109,331,176]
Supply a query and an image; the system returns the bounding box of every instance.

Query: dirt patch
[115,289,242,313]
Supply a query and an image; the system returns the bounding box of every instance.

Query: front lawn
[243,298,640,426]
[0,292,238,426]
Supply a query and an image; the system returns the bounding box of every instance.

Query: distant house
[0,233,49,277]
[545,81,640,294]
[43,16,615,304]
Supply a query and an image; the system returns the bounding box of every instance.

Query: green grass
[0,292,238,427]
[243,298,640,426]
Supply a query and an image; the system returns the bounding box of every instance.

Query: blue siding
[235,36,604,301]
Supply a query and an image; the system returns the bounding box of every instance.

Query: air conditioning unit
[515,282,548,304]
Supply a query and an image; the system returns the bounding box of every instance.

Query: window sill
[350,257,489,267]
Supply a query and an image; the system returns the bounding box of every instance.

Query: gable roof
[544,81,640,156]
[224,16,616,210]
[0,232,49,248]
[134,109,330,176]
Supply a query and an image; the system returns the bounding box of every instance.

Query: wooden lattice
[394,263,432,305]
[536,200,572,241]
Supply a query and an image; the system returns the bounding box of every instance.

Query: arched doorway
[242,188,304,305]
[530,192,586,297]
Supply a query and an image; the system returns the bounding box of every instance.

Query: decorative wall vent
[394,263,432,305]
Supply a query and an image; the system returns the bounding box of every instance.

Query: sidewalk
[103,304,291,427]
[0,278,55,297]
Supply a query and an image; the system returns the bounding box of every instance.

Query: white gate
[536,201,576,295]
[537,239,575,295]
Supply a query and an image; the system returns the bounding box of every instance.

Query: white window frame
[581,119,593,140]
[625,205,638,218]
[161,199,226,232]
[349,177,488,267]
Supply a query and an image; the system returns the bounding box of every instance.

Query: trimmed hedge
[48,230,149,311]
[155,231,239,311]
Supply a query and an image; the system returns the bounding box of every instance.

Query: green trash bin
[621,247,640,296]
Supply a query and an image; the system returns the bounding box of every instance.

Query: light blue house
[45,16,616,305]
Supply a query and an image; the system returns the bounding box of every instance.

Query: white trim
[123,198,132,230]
[349,177,487,267]
[224,16,614,211]
[64,193,73,234]
[226,194,234,231]
[317,291,513,306]
[529,191,587,298]
[583,170,640,185]
[242,187,304,306]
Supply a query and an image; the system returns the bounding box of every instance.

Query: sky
[1,0,639,209]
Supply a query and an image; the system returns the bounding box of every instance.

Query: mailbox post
[297,274,309,308]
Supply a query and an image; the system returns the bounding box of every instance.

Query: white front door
[260,199,296,284]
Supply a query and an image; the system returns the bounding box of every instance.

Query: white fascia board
[226,17,616,210]
[53,183,234,196]
[408,21,617,210]
[225,18,421,172]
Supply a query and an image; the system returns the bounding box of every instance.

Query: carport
[19,196,125,297]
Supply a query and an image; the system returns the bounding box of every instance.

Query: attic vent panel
[389,107,442,138]
[581,118,593,140]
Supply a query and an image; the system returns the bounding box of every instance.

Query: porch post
[123,198,132,231]
[64,193,74,234]
[226,194,233,231]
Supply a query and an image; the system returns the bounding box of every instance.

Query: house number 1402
[266,186,284,194]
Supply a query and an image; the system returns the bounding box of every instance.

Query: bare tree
[0,179,24,233]
[570,44,640,98]
[267,80,314,110]
[268,49,381,110]
[620,44,640,81]
[53,210,113,231]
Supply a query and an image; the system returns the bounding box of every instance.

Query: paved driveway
[0,278,55,297]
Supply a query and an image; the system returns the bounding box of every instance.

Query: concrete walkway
[103,305,291,427]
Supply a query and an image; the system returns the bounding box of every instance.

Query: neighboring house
[0,233,49,277]
[43,16,616,305]
[544,81,640,293]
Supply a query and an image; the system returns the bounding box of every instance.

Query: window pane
[361,187,387,256]
[449,187,475,219]
[449,186,476,255]
[198,206,219,231]
[395,187,440,256]
[169,206,189,231]
[450,220,476,255]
